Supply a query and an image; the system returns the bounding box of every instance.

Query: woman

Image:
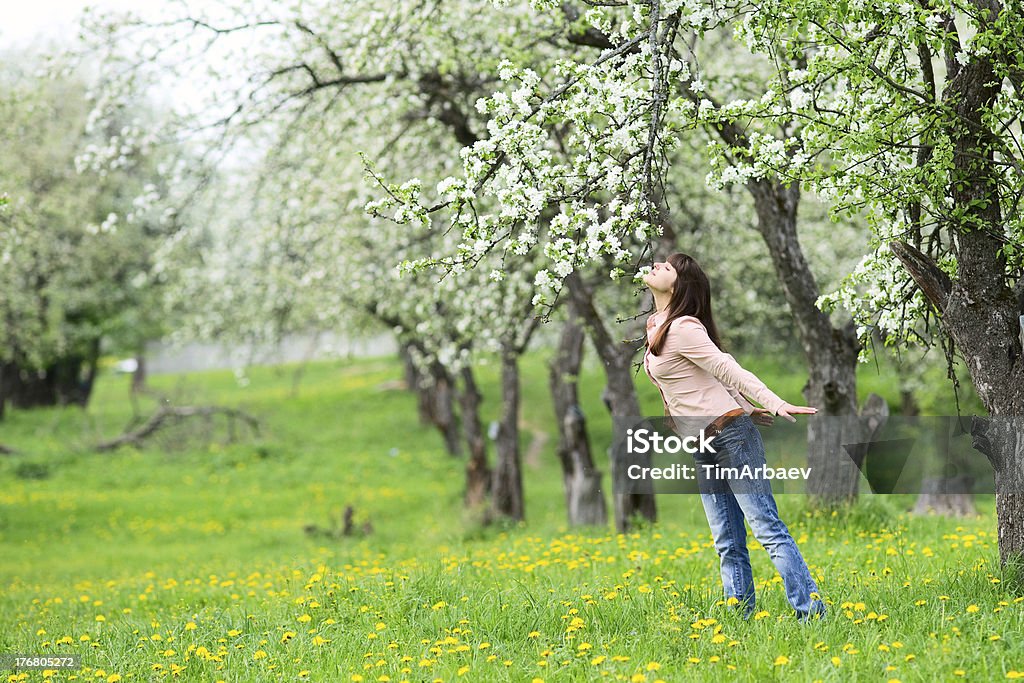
[641,252,826,622]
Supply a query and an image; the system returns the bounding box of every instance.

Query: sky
[1,0,148,49]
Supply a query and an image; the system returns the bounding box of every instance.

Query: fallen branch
[95,404,261,452]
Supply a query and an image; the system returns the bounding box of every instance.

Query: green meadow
[1,350,1021,682]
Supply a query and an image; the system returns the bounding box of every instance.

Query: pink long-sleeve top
[643,311,787,436]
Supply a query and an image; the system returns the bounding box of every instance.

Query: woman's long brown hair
[647,253,726,356]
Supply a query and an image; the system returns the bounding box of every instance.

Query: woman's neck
[652,291,672,314]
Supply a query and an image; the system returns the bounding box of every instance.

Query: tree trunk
[747,179,864,506]
[564,270,656,532]
[912,415,978,517]
[895,238,1024,566]
[430,362,461,457]
[458,365,491,510]
[802,331,863,504]
[491,347,524,521]
[887,40,1024,570]
[393,340,461,454]
[982,415,1024,570]
[0,362,6,421]
[4,342,103,410]
[399,342,434,427]
[549,311,607,526]
[7,363,61,408]
[77,337,101,407]
[132,350,147,394]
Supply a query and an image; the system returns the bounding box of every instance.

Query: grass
[0,348,1018,682]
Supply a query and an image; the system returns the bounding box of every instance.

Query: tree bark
[388,333,461,456]
[564,270,656,531]
[549,310,607,526]
[491,347,524,521]
[458,364,492,510]
[429,362,462,457]
[399,341,433,427]
[747,179,864,506]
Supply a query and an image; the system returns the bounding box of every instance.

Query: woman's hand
[750,407,775,426]
[776,402,819,423]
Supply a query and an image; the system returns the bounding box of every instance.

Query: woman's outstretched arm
[670,318,817,422]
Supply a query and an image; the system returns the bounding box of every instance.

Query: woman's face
[643,260,677,293]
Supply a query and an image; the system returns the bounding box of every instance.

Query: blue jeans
[694,414,826,621]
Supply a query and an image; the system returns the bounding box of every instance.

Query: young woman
[641,252,827,622]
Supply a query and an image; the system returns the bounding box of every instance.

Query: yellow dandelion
[185,622,197,631]
[967,605,980,613]
[253,650,267,660]
[774,655,790,666]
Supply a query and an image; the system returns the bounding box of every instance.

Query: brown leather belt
[704,408,746,440]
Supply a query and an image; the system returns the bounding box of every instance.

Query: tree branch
[95,404,261,452]
[890,239,952,312]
